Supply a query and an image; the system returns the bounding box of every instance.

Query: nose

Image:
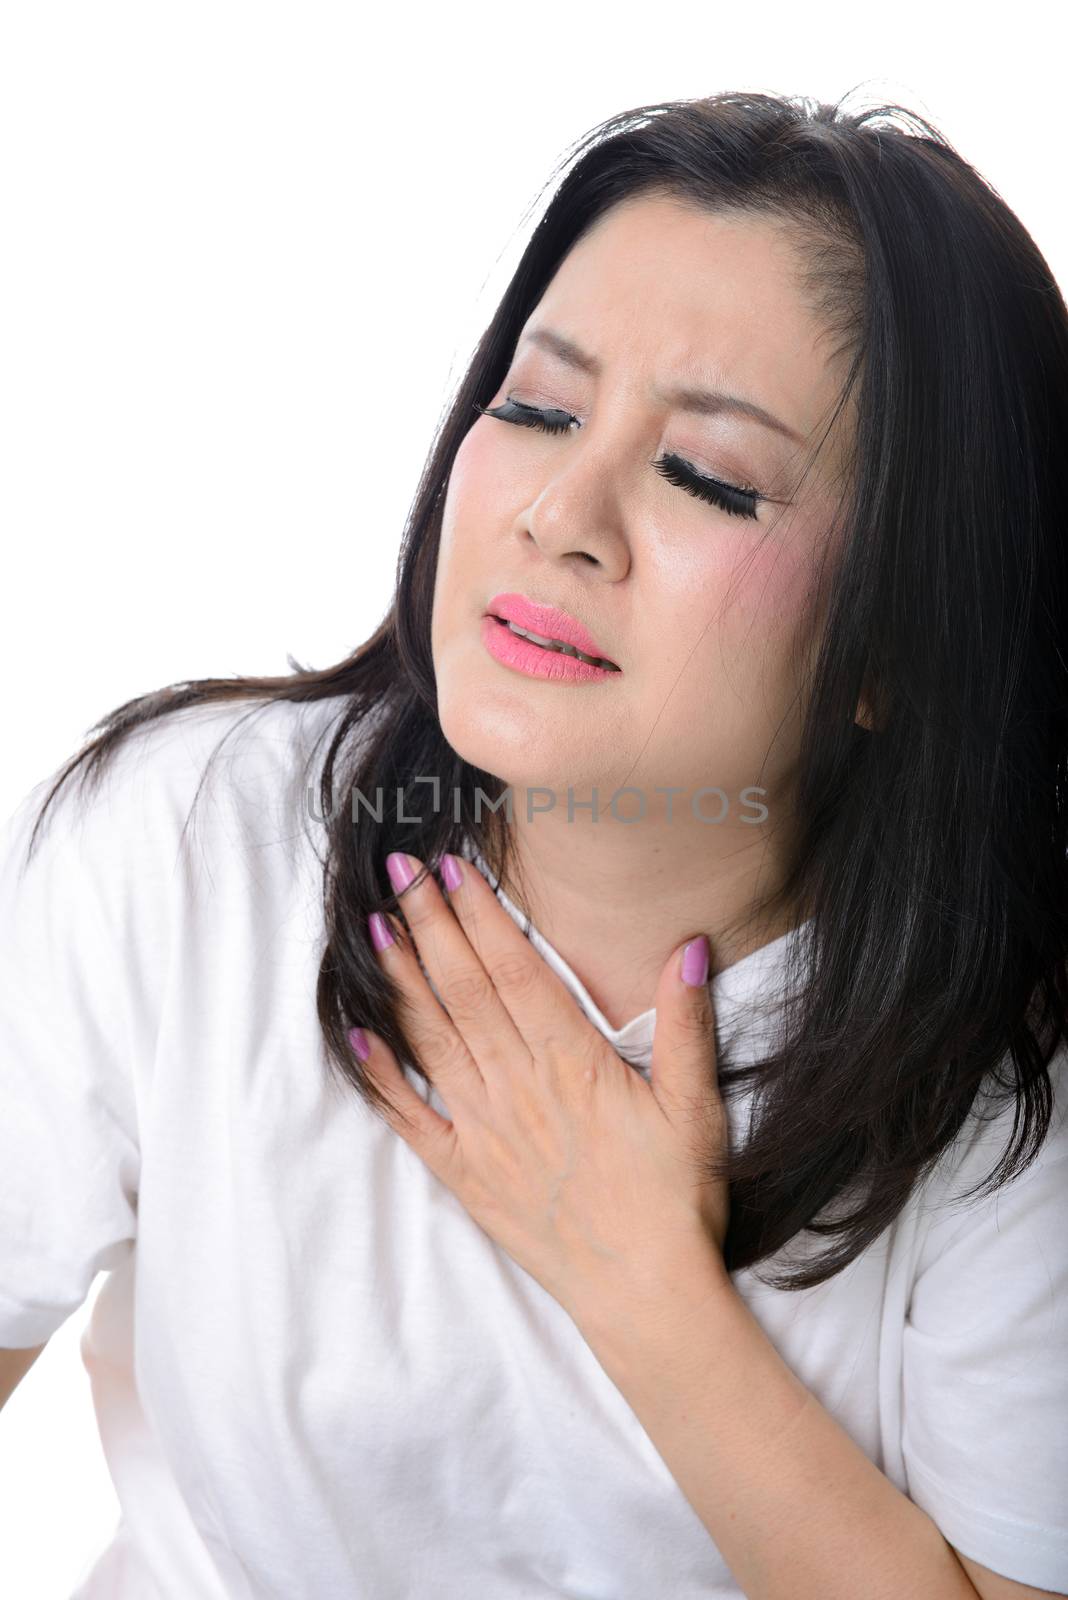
[516,456,632,578]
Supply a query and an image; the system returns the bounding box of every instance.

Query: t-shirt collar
[460,841,809,1076]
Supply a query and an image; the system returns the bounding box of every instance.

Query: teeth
[501,618,615,670]
[512,624,583,657]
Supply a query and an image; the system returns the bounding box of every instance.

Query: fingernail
[385,852,416,893]
[440,853,463,892]
[368,912,395,952]
[348,1026,371,1061]
[681,936,710,987]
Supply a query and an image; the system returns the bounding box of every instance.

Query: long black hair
[24,89,1068,1290]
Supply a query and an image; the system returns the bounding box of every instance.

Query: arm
[572,1269,1057,1600]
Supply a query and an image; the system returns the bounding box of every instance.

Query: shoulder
[912,1039,1068,1276]
[2,694,353,914]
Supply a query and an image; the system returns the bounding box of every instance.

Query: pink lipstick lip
[485,591,618,668]
[480,616,619,682]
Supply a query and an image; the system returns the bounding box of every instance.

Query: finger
[383,852,528,1083]
[368,902,486,1108]
[435,852,602,1067]
[347,1025,460,1182]
[649,934,722,1137]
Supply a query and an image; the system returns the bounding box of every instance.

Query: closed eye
[474,397,767,523]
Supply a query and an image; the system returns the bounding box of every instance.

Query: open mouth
[489,615,620,672]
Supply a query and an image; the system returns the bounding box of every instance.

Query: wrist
[567,1244,737,1379]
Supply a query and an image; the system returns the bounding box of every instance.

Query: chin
[434,688,572,800]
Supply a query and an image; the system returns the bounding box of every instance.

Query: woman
[1,89,1065,1600]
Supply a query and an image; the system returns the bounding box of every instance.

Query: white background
[1,3,1064,1594]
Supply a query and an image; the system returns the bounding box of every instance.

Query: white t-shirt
[1,696,1066,1598]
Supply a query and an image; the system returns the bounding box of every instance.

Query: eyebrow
[517,324,805,446]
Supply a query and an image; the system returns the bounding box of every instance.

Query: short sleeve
[902,1056,1068,1591]
[0,769,143,1348]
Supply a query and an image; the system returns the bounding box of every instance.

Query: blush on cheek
[437,433,492,563]
[721,518,823,641]
[447,420,517,508]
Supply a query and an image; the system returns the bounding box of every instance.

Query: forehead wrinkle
[517,323,807,447]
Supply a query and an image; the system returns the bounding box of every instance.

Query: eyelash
[474,397,764,522]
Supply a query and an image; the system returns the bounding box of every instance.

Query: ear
[855,664,883,732]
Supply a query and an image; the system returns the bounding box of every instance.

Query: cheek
[444,423,517,523]
[436,427,514,592]
[433,428,518,659]
[665,519,821,715]
[435,436,488,598]
[728,533,815,639]
[700,513,821,647]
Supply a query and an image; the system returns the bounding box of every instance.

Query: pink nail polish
[368,912,395,952]
[681,936,710,987]
[440,853,463,892]
[348,1026,371,1061]
[385,852,415,892]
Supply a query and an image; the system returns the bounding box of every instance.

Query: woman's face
[431,193,853,822]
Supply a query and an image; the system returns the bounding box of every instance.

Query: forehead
[523,193,850,454]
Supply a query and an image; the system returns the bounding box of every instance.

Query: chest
[128,910,905,1596]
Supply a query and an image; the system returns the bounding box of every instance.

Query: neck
[485,803,800,1033]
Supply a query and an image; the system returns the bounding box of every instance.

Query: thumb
[649,934,718,1122]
